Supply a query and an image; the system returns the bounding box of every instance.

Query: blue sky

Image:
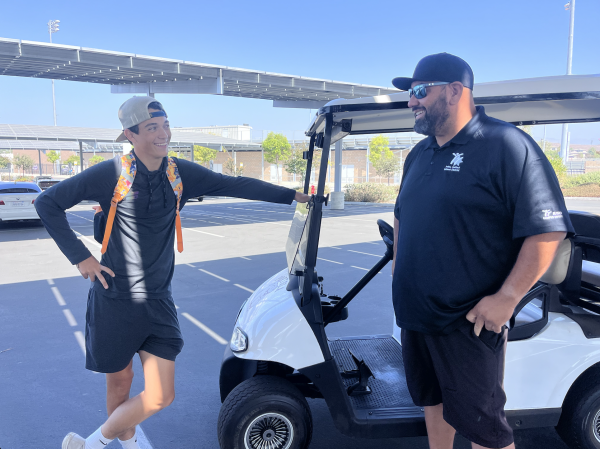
[1,0,599,145]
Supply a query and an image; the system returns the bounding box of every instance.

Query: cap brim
[391,77,414,91]
[115,131,127,142]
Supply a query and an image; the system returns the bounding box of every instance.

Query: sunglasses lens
[415,85,426,99]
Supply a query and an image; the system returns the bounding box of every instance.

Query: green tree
[545,152,567,185]
[588,147,598,158]
[284,141,324,185]
[89,155,105,166]
[368,135,390,165]
[65,155,80,165]
[168,150,178,158]
[0,155,10,168]
[194,145,218,167]
[13,154,34,176]
[537,140,554,152]
[368,135,400,184]
[224,158,244,177]
[262,132,291,184]
[46,150,60,164]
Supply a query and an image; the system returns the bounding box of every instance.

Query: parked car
[0,182,42,222]
[217,74,600,449]
[35,176,61,191]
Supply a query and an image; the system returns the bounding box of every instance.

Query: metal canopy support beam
[111,78,223,95]
[79,141,84,172]
[190,143,194,162]
[330,139,344,210]
[38,149,42,176]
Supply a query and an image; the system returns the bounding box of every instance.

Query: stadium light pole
[560,1,575,164]
[47,20,60,126]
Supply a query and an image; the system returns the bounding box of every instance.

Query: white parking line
[318,257,343,265]
[184,228,224,238]
[234,284,254,293]
[51,286,66,306]
[199,269,229,282]
[351,266,370,271]
[186,263,196,268]
[62,309,77,326]
[239,256,251,260]
[74,331,86,355]
[181,312,227,345]
[73,230,102,248]
[348,250,381,257]
[136,426,154,449]
[47,279,55,285]
[329,246,342,250]
[67,212,94,223]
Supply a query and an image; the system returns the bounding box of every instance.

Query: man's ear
[123,129,137,144]
[447,82,464,106]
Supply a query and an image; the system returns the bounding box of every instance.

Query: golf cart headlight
[230,327,248,353]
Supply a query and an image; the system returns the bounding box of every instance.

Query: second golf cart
[217,74,600,449]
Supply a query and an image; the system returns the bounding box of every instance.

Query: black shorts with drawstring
[401,318,513,448]
[85,289,184,373]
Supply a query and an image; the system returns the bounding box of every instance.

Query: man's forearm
[499,232,567,304]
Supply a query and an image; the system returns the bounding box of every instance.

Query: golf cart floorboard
[328,335,416,410]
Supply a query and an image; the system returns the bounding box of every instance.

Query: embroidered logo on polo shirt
[542,209,563,220]
[444,153,464,172]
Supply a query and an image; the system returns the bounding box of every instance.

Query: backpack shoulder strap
[100,153,137,254]
[167,157,184,253]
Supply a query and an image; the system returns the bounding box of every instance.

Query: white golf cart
[218,74,600,449]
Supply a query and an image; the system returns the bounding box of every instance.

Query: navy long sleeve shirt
[35,154,296,300]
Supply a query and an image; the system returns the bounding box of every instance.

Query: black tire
[557,380,600,448]
[218,375,312,449]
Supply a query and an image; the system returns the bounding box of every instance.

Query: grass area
[562,184,600,197]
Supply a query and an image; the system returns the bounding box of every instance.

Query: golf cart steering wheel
[377,219,394,252]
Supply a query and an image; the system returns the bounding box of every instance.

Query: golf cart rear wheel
[557,380,600,448]
[218,375,312,449]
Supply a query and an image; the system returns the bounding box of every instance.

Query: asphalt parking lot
[0,197,598,449]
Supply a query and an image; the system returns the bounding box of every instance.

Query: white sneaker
[62,432,86,449]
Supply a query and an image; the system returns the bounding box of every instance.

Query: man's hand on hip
[466,291,517,336]
[77,255,115,289]
[295,192,311,203]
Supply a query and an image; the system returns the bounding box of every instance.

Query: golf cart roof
[306,74,600,141]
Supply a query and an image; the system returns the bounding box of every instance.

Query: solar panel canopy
[0,38,397,109]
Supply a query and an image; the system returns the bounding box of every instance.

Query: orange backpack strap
[166,157,184,253]
[101,154,136,254]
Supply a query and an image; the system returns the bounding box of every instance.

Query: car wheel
[557,379,600,448]
[218,375,312,449]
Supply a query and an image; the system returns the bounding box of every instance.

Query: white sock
[85,426,113,449]
[119,429,139,449]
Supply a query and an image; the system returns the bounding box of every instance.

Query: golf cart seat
[511,211,600,340]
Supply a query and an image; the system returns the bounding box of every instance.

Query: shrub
[16,176,34,182]
[344,183,397,203]
[562,171,600,188]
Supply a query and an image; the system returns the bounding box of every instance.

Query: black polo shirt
[393,106,574,335]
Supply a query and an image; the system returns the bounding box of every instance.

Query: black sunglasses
[408,82,449,99]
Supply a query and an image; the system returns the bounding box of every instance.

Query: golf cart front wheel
[557,381,600,448]
[218,375,312,449]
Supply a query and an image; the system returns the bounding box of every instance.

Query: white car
[217,74,600,449]
[0,182,42,222]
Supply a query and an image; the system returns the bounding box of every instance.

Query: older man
[391,53,573,449]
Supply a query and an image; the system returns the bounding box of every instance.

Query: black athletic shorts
[85,289,184,373]
[401,318,513,448]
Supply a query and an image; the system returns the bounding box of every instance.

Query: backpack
[95,153,184,254]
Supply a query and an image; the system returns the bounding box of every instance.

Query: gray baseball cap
[115,96,167,142]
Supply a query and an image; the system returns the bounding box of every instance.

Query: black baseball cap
[392,53,474,91]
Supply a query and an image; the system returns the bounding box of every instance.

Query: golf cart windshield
[286,201,313,274]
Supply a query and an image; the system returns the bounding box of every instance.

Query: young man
[35,96,310,449]
[391,53,573,449]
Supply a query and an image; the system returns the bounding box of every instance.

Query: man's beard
[413,95,450,136]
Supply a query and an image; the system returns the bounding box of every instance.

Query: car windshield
[38,180,60,189]
[285,201,313,274]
